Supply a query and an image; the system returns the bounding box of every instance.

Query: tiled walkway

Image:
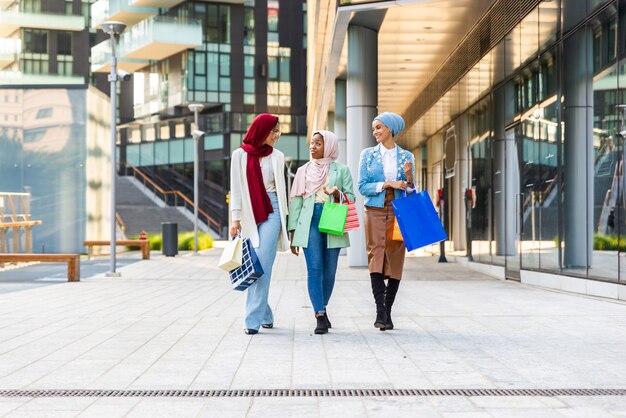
[1,248,626,417]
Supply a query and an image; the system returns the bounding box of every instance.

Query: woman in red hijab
[230,113,289,335]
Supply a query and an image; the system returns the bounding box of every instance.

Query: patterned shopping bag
[228,238,264,291]
[343,199,360,232]
[392,218,403,241]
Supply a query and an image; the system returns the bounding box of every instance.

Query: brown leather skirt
[364,188,406,279]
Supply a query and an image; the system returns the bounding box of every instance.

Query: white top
[375,144,398,193]
[230,148,289,251]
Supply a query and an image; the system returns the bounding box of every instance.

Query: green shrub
[126,231,213,252]
[593,233,626,251]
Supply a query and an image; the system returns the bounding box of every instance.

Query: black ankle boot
[324,309,332,328]
[370,273,387,329]
[384,279,400,330]
[314,314,328,334]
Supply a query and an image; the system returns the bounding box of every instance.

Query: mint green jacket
[288,162,355,249]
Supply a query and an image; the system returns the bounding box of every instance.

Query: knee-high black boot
[384,279,400,330]
[370,273,387,329]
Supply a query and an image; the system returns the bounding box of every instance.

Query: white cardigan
[230,147,289,252]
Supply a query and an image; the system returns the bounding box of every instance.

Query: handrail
[121,162,221,231]
[115,212,126,232]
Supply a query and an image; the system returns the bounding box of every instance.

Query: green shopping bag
[318,194,348,235]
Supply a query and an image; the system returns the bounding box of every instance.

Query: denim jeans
[245,192,281,330]
[303,203,340,314]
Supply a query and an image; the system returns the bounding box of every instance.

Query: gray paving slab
[0,246,626,416]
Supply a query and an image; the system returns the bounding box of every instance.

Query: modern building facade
[91,0,309,237]
[0,0,112,253]
[308,0,626,299]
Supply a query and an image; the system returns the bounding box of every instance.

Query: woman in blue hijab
[357,112,415,331]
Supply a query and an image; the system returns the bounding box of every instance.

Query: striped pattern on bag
[344,199,360,232]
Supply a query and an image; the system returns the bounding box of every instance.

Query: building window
[192,3,230,44]
[23,29,48,54]
[57,32,72,55]
[20,0,41,13]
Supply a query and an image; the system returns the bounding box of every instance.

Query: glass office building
[91,0,309,237]
[0,0,111,253]
[308,0,626,299]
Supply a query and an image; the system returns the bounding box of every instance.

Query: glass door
[505,123,522,280]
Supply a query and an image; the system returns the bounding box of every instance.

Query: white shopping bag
[217,236,243,272]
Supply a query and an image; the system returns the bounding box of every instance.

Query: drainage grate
[0,388,625,398]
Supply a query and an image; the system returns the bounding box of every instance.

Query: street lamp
[284,156,295,199]
[102,21,126,277]
[189,103,204,255]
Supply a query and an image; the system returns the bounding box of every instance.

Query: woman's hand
[290,231,299,256]
[403,161,413,184]
[323,185,341,201]
[384,180,408,190]
[230,220,241,238]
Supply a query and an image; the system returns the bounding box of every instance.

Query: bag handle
[329,191,346,204]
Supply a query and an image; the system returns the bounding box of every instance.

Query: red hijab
[241,113,278,224]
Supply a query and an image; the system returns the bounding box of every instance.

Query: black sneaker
[244,328,258,335]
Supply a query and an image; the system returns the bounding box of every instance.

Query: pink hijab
[290,130,339,200]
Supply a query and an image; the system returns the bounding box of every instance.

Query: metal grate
[0,388,625,398]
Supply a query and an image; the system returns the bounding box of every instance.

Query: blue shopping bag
[392,190,447,252]
[228,238,264,291]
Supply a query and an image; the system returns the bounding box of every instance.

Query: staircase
[116,176,196,237]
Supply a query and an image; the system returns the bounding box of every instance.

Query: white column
[346,24,378,267]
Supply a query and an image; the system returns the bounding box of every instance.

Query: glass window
[23,29,48,54]
[57,32,72,55]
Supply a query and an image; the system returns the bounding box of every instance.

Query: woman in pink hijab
[288,130,355,334]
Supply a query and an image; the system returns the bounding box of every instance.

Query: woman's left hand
[403,161,413,183]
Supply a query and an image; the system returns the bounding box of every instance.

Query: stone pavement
[1,247,626,417]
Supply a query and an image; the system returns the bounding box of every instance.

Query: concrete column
[563,29,593,268]
[493,85,519,256]
[346,24,378,267]
[334,79,347,165]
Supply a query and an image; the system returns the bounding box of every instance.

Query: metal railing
[121,162,221,233]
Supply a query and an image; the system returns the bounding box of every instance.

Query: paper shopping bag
[392,218,403,241]
[343,199,360,232]
[318,196,348,235]
[392,190,447,251]
[217,235,243,272]
[228,238,264,291]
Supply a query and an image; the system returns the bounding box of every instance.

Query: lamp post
[189,103,204,255]
[284,156,295,199]
[102,21,126,277]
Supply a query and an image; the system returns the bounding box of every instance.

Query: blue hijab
[373,112,405,137]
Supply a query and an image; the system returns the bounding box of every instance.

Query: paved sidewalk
[1,248,626,417]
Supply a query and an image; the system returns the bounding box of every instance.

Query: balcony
[0,10,84,37]
[119,16,202,61]
[130,0,244,5]
[127,0,184,7]
[0,70,84,86]
[91,39,148,73]
[91,0,157,29]
[0,37,19,68]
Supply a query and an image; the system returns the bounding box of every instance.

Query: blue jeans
[245,192,281,330]
[303,203,340,314]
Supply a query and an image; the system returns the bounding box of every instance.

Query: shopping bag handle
[329,192,346,204]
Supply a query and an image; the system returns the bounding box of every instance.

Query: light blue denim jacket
[358,144,415,208]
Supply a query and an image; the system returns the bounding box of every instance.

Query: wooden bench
[83,240,150,260]
[0,253,80,282]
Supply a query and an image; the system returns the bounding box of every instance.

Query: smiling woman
[229,113,289,336]
[288,130,355,335]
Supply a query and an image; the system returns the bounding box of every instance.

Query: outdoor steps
[116,176,195,237]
